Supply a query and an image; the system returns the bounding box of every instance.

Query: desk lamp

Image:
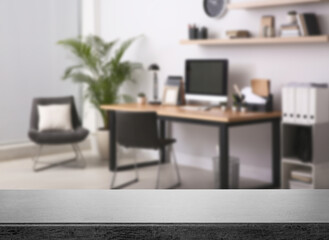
[148,64,161,105]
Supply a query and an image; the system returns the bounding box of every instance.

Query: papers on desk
[241,87,267,104]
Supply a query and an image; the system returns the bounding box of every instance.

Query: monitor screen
[185,60,228,96]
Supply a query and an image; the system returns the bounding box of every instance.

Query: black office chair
[111,111,181,189]
[28,96,89,172]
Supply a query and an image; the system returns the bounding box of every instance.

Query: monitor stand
[182,100,224,112]
[148,100,162,105]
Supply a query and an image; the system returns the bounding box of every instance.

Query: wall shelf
[228,0,329,10]
[180,35,329,46]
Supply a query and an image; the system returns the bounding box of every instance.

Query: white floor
[0,151,211,189]
[0,151,267,189]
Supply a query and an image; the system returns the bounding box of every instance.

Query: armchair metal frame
[32,144,86,172]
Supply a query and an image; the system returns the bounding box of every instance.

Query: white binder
[283,85,329,125]
[309,88,329,124]
[282,88,289,123]
[295,87,309,125]
[282,87,295,123]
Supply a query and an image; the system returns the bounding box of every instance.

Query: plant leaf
[58,35,142,128]
[112,36,140,68]
[62,65,83,80]
[120,94,135,103]
[58,38,99,76]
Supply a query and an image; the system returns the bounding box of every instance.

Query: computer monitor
[185,59,228,103]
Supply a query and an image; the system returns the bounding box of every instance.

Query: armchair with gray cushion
[28,96,89,172]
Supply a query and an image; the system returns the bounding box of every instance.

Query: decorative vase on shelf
[287,11,297,25]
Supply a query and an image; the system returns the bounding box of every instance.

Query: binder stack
[281,83,329,189]
[282,83,329,125]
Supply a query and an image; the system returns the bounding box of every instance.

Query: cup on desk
[240,104,247,113]
[220,103,227,111]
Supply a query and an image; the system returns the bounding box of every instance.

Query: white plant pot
[241,107,247,113]
[96,129,110,161]
[137,97,147,105]
[232,106,238,112]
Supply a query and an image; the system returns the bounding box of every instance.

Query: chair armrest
[28,129,39,143]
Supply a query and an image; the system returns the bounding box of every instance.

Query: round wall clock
[204,0,228,18]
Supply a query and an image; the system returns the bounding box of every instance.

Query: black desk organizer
[246,94,273,112]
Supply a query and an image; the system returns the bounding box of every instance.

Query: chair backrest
[116,111,159,149]
[30,96,81,130]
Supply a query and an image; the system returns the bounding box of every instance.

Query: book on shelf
[281,24,299,31]
[289,180,313,189]
[281,30,300,37]
[297,13,321,36]
[226,30,250,39]
[280,23,300,37]
[291,170,312,184]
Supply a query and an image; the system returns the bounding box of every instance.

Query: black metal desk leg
[219,125,230,189]
[272,119,281,188]
[109,111,116,171]
[159,119,166,163]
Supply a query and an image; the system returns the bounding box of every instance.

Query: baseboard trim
[0,138,91,162]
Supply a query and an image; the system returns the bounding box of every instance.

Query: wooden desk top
[1,190,329,223]
[101,104,281,123]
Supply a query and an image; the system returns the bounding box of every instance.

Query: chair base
[32,144,86,172]
[110,146,181,189]
[165,182,181,189]
[156,147,181,189]
[111,156,139,189]
[111,178,139,190]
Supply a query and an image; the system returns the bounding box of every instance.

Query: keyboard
[180,106,211,111]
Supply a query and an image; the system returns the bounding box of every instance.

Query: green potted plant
[232,95,240,112]
[240,102,248,113]
[58,35,142,160]
[137,92,147,105]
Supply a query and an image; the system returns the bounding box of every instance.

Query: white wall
[81,0,101,133]
[0,0,80,144]
[99,0,329,182]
